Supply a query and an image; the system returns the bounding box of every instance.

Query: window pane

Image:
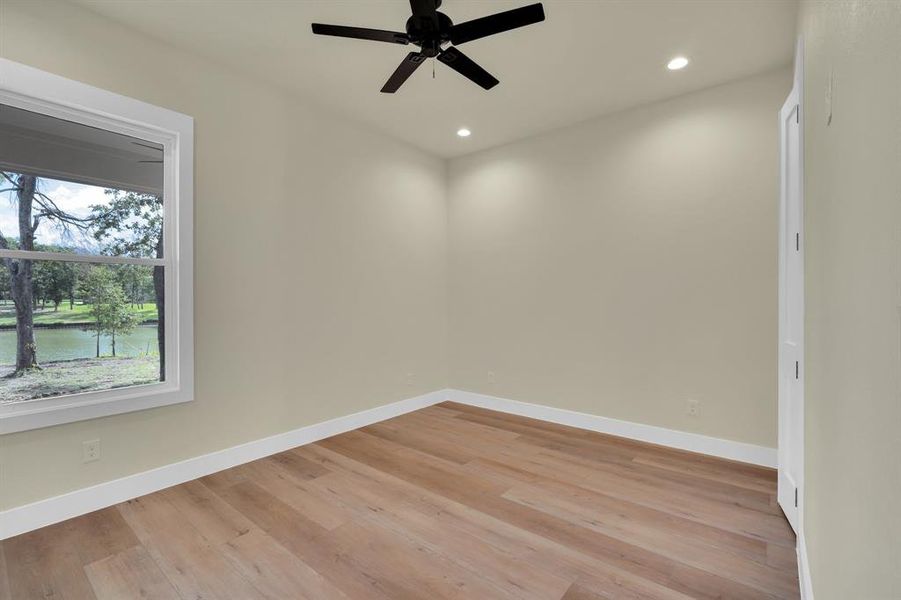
[0,261,164,403]
[0,103,163,259]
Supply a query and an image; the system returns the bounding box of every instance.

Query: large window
[0,59,193,433]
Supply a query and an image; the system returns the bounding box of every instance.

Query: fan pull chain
[432,59,436,79]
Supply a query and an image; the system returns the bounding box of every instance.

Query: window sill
[0,383,193,434]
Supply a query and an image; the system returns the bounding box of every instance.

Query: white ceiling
[72,0,798,158]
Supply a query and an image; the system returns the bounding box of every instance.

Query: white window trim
[0,58,193,434]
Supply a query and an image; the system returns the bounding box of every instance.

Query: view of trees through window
[0,171,164,403]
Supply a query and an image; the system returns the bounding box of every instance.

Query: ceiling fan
[311,0,545,93]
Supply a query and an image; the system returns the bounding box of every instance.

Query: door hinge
[795,361,799,379]
[796,232,800,251]
[794,487,798,507]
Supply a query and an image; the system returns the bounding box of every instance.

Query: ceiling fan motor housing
[406,12,454,56]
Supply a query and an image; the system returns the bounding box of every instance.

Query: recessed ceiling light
[667,56,689,71]
[457,128,472,138]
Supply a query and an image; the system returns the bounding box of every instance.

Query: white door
[778,87,803,533]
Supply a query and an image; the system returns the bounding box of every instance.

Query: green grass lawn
[0,301,157,327]
[0,355,160,403]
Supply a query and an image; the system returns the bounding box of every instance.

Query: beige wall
[448,69,792,448]
[0,0,448,510]
[799,1,901,597]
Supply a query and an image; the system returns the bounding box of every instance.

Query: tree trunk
[96,319,101,358]
[10,264,37,371]
[154,235,165,381]
[112,330,116,357]
[6,176,39,372]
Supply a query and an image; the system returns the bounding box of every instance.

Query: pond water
[0,325,159,365]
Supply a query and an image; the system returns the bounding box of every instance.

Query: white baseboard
[447,389,777,468]
[0,389,449,540]
[797,530,815,600]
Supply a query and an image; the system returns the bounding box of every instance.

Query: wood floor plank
[631,454,778,494]
[496,470,770,563]
[0,542,10,600]
[480,445,794,546]
[298,443,696,600]
[444,402,658,457]
[159,479,255,544]
[309,470,573,600]
[418,403,466,419]
[396,407,525,442]
[1,405,798,600]
[3,527,99,600]
[362,420,480,464]
[373,409,544,463]
[467,455,774,563]
[766,542,800,571]
[117,492,268,600]
[432,404,780,515]
[232,455,352,530]
[531,437,780,514]
[204,478,406,600]
[327,517,525,600]
[442,402,777,482]
[218,529,350,600]
[503,484,798,598]
[84,545,180,600]
[266,448,332,480]
[318,429,786,600]
[561,583,613,600]
[2,507,139,600]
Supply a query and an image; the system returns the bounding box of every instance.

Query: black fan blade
[437,47,499,90]
[311,23,408,45]
[381,52,426,93]
[450,3,545,46]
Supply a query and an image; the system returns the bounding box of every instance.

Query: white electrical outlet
[83,439,101,463]
[406,372,414,386]
[687,399,700,417]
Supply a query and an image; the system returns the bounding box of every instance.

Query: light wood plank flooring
[0,402,799,599]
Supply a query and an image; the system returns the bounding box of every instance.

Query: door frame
[777,40,804,534]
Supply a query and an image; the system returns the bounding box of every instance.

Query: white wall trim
[797,531,815,600]
[448,389,777,468]
[0,389,449,540]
